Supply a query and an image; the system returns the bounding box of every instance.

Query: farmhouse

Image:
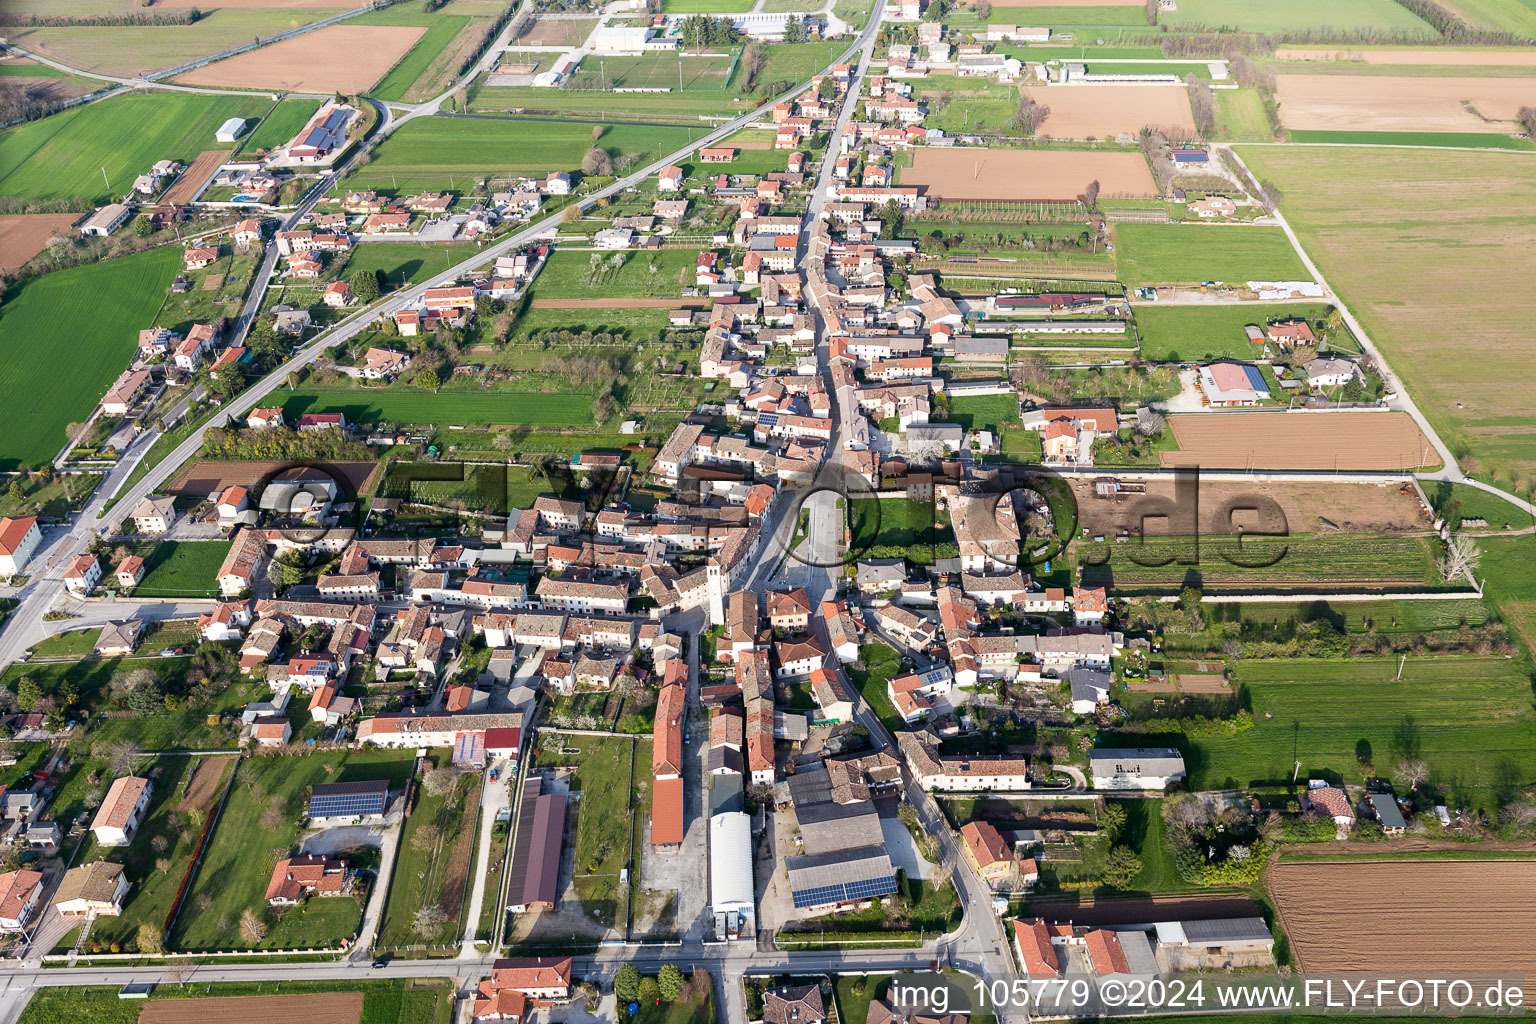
[1299,782,1355,829]
[1089,748,1185,790]
[278,103,356,165]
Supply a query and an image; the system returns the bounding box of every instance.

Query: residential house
[51,862,129,917]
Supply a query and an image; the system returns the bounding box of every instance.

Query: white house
[89,776,152,847]
[1088,748,1186,790]
[0,517,42,577]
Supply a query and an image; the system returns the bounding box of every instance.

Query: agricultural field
[1134,302,1352,362]
[1234,146,1536,480]
[530,247,698,300]
[1157,0,1435,33]
[661,0,755,12]
[133,540,233,598]
[1112,223,1309,286]
[0,213,80,273]
[1021,85,1195,139]
[1274,74,1536,134]
[171,749,416,951]
[902,148,1156,201]
[919,80,1018,134]
[567,51,737,90]
[0,246,179,471]
[1284,130,1534,150]
[1164,412,1438,472]
[1165,656,1536,807]
[1075,532,1442,591]
[0,91,272,203]
[348,117,697,193]
[241,98,323,154]
[1428,481,1534,531]
[1440,0,1536,38]
[1214,88,1274,141]
[280,387,594,431]
[16,980,455,1024]
[981,5,1149,25]
[333,243,475,291]
[1270,860,1536,986]
[376,751,480,950]
[1274,46,1536,65]
[176,25,427,93]
[369,16,471,101]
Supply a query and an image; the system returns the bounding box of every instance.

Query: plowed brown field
[1022,85,1196,139]
[1276,46,1536,64]
[164,150,227,206]
[903,148,1156,200]
[0,213,78,271]
[1270,860,1536,994]
[139,993,362,1024]
[1162,411,1440,471]
[1275,74,1533,132]
[176,25,425,93]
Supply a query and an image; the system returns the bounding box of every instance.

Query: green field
[1111,223,1310,287]
[1442,0,1536,37]
[376,751,479,949]
[921,80,1018,134]
[850,497,956,565]
[371,15,472,102]
[1134,302,1350,361]
[171,750,416,951]
[661,0,755,12]
[569,51,736,90]
[241,97,323,153]
[281,387,594,429]
[1158,656,1536,811]
[848,643,905,735]
[0,91,272,203]
[1077,533,1441,591]
[0,246,179,471]
[531,247,698,300]
[1234,145,1536,481]
[335,242,478,291]
[1214,88,1274,141]
[1159,0,1435,33]
[945,393,1020,434]
[1428,481,1534,531]
[351,116,699,193]
[0,64,67,78]
[1285,130,1535,150]
[133,540,232,598]
[17,981,454,1024]
[988,5,1146,24]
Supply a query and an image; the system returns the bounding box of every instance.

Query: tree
[1520,105,1536,138]
[742,42,766,89]
[351,270,380,304]
[415,368,440,390]
[614,963,641,1004]
[238,907,267,945]
[1100,845,1143,889]
[412,903,447,937]
[286,370,300,391]
[1396,758,1429,791]
[1185,74,1215,137]
[562,204,582,224]
[133,216,154,238]
[1083,179,1100,213]
[1012,95,1049,135]
[975,0,991,16]
[1438,533,1480,584]
[657,964,684,1001]
[411,822,443,853]
[638,977,661,1006]
[422,765,463,797]
[14,677,41,712]
[1099,802,1126,843]
[581,147,614,177]
[136,921,164,954]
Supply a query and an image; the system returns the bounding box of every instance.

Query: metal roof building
[306,779,389,820]
[506,777,565,911]
[786,844,897,911]
[709,812,754,915]
[1154,917,1274,950]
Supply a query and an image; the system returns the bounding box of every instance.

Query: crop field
[1271,861,1536,989]
[281,387,593,429]
[1172,656,1536,804]
[369,16,470,101]
[134,540,232,598]
[1158,0,1434,33]
[661,0,755,12]
[1274,46,1536,65]
[984,5,1148,24]
[1442,0,1536,38]
[140,994,363,1024]
[0,247,178,471]
[903,148,1156,201]
[162,149,226,206]
[350,117,697,192]
[242,98,323,154]
[1275,74,1535,133]
[569,51,736,90]
[1285,129,1534,150]
[1164,412,1438,472]
[177,24,425,93]
[1235,146,1536,479]
[1076,532,1440,591]
[172,750,415,951]
[0,91,270,204]
[0,213,79,273]
[1214,88,1273,141]
[1134,303,1350,362]
[1112,223,1309,286]
[1021,85,1195,139]
[17,981,454,1024]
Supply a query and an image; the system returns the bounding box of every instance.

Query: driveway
[300,824,387,856]
[459,763,511,954]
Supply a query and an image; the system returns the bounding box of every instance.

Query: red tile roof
[1012,917,1061,977]
[652,776,684,846]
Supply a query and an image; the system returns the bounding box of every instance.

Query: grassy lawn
[1159,0,1434,32]
[0,91,272,203]
[171,749,417,951]
[921,80,1020,135]
[0,247,179,471]
[371,16,471,102]
[0,743,49,790]
[531,247,700,300]
[376,752,480,950]
[1285,130,1535,150]
[503,305,674,345]
[1215,88,1274,142]
[528,733,635,925]
[16,981,454,1024]
[849,497,955,564]
[281,386,593,430]
[1075,533,1441,591]
[1475,534,1536,650]
[134,540,232,599]
[1133,302,1352,362]
[1428,482,1534,531]
[1111,224,1310,287]
[0,472,102,520]
[944,393,1019,434]
[848,642,904,734]
[241,97,323,154]
[334,243,476,292]
[1116,655,1536,811]
[1234,146,1536,482]
[630,973,716,1024]
[30,627,99,658]
[350,118,698,194]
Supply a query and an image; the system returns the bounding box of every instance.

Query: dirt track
[1162,411,1440,471]
[139,993,363,1024]
[903,148,1156,201]
[176,25,426,93]
[1275,74,1531,132]
[178,756,233,814]
[1022,85,1196,139]
[0,213,78,272]
[1270,860,1536,996]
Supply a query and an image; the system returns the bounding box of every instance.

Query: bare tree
[422,765,463,798]
[581,147,614,176]
[1438,533,1481,584]
[412,903,447,937]
[1083,179,1100,212]
[1518,105,1536,138]
[1396,759,1429,791]
[238,908,267,945]
[1185,74,1216,138]
[1012,95,1049,135]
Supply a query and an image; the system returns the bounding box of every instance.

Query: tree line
[0,8,200,23]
